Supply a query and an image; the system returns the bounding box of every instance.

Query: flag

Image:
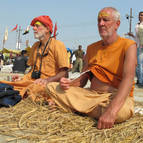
[3,27,8,43]
[23,25,30,35]
[11,24,18,32]
[53,22,57,39]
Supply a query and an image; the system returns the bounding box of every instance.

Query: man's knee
[47,82,59,90]
[87,96,134,123]
[115,97,134,123]
[87,106,102,119]
[46,82,63,95]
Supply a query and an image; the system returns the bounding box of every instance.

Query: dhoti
[46,82,134,123]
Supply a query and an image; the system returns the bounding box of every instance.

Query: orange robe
[0,38,69,97]
[46,37,136,122]
[87,36,136,96]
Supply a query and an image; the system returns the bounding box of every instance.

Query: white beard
[34,30,46,40]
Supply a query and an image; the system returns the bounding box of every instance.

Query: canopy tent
[0,48,21,55]
[1,48,20,59]
[0,47,32,58]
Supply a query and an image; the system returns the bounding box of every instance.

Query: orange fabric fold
[87,37,136,96]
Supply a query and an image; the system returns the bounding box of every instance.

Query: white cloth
[135,22,143,47]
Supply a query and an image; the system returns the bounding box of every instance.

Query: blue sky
[0,0,142,51]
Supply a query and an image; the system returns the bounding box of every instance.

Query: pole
[129,8,133,33]
[125,8,134,37]
[16,26,22,50]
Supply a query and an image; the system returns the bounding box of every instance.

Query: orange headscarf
[30,15,53,33]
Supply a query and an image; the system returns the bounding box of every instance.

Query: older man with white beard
[0,15,69,101]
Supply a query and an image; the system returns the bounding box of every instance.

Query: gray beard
[34,32,45,40]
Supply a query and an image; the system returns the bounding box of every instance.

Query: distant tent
[2,48,21,55]
[2,48,9,53]
[11,49,21,54]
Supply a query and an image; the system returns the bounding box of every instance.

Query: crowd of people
[0,50,29,73]
[0,7,141,129]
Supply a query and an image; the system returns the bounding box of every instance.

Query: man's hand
[60,77,72,90]
[97,110,116,129]
[34,78,49,86]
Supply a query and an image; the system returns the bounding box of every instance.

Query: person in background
[127,11,143,85]
[46,7,137,129]
[66,48,73,70]
[0,15,69,101]
[12,50,29,73]
[72,45,85,73]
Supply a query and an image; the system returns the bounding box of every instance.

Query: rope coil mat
[0,99,142,143]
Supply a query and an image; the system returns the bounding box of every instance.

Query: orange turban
[30,15,53,33]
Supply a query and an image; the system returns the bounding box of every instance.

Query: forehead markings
[98,11,110,18]
[34,21,43,26]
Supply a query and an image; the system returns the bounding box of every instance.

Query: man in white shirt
[128,11,143,85]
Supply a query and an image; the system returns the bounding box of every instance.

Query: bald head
[98,7,120,21]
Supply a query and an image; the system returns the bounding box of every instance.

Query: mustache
[99,25,106,28]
